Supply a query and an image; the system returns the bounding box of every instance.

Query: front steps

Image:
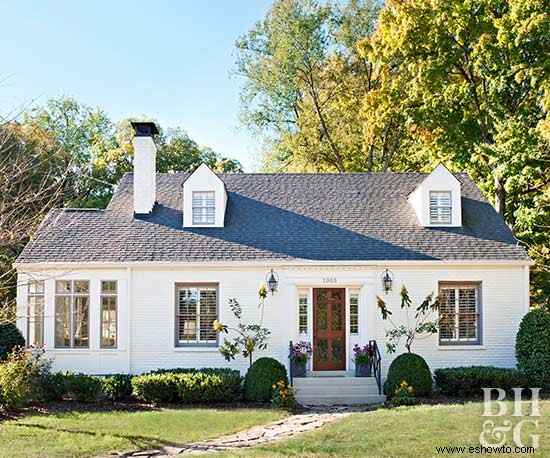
[293,372,386,406]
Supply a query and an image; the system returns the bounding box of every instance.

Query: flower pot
[291,361,307,378]
[355,362,371,377]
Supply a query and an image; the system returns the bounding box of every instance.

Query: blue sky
[0,0,273,171]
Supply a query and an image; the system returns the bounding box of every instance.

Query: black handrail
[369,340,382,395]
[288,340,294,386]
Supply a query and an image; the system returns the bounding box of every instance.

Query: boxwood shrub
[243,357,288,402]
[0,322,25,361]
[516,308,550,390]
[63,372,103,402]
[385,353,432,397]
[132,368,242,404]
[434,366,528,396]
[102,374,133,401]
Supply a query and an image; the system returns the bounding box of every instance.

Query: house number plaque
[322,277,337,284]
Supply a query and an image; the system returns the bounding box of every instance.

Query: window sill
[49,348,127,353]
[438,345,486,351]
[173,347,219,352]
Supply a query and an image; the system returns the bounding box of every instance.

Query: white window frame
[175,284,219,347]
[27,280,44,346]
[192,191,215,225]
[349,290,359,335]
[100,280,118,349]
[439,283,482,345]
[298,291,308,335]
[430,191,452,224]
[54,280,90,349]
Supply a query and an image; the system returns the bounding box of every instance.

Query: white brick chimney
[131,122,158,215]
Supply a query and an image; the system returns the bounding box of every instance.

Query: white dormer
[408,163,462,227]
[183,163,227,228]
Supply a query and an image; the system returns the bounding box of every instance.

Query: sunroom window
[55,280,89,348]
[27,280,44,346]
[100,280,117,348]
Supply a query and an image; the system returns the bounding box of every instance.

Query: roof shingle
[16,172,529,264]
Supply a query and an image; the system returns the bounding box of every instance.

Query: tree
[24,97,114,208]
[0,120,72,321]
[25,98,243,209]
[236,0,396,172]
[377,285,442,353]
[362,0,549,308]
[1,96,243,319]
[214,285,271,366]
[89,120,243,208]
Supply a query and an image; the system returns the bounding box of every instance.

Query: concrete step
[306,371,355,377]
[294,385,380,396]
[295,394,386,406]
[293,376,378,387]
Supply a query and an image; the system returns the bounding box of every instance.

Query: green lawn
[0,407,286,458]
[216,401,549,457]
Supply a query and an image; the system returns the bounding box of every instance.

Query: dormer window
[430,191,452,224]
[193,191,215,225]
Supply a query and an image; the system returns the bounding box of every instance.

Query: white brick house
[15,122,532,402]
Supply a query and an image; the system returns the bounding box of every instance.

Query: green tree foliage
[236,0,394,172]
[0,121,71,319]
[361,0,549,306]
[25,98,243,209]
[1,96,242,319]
[238,0,548,307]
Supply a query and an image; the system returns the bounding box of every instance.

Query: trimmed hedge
[132,368,242,404]
[0,322,25,361]
[434,366,529,396]
[102,374,133,401]
[385,353,432,397]
[516,308,550,390]
[243,357,288,402]
[63,372,103,402]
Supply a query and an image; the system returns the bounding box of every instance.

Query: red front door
[313,288,346,370]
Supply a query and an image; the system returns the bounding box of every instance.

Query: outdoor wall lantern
[382,269,394,294]
[266,269,279,294]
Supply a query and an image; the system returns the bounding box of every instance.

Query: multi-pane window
[350,291,359,335]
[176,285,217,346]
[55,280,89,348]
[101,281,117,348]
[430,191,452,224]
[439,284,481,344]
[298,292,308,334]
[193,191,215,224]
[27,280,44,346]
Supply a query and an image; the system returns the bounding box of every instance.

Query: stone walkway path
[101,407,360,457]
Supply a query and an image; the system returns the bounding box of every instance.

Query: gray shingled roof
[16,172,529,264]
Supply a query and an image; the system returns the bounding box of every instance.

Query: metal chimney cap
[131,121,159,137]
